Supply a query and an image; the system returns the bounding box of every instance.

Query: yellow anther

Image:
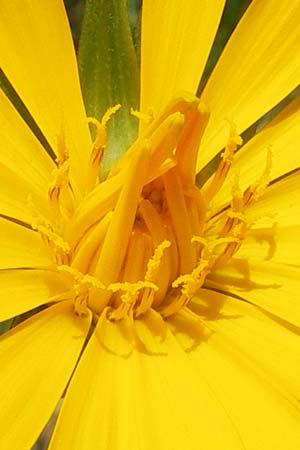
[48,160,70,213]
[204,123,242,203]
[108,280,158,305]
[192,235,239,254]
[221,122,243,163]
[87,117,106,152]
[145,240,171,282]
[172,258,210,297]
[102,104,122,126]
[57,265,105,290]
[87,105,121,150]
[56,132,69,166]
[86,105,121,191]
[32,218,70,264]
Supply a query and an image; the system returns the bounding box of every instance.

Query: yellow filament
[160,294,188,318]
[147,112,184,179]
[71,211,113,273]
[139,199,172,303]
[121,230,150,284]
[163,167,196,274]
[134,288,155,317]
[108,281,157,320]
[68,169,124,246]
[176,102,210,185]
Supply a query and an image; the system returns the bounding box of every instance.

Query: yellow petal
[140,0,225,115]
[0,89,54,193]
[95,307,134,357]
[198,0,300,170]
[134,308,168,354]
[0,217,53,269]
[0,0,92,192]
[209,97,300,209]
[189,291,300,450]
[236,226,300,267]
[50,330,245,450]
[0,301,92,450]
[0,163,53,224]
[0,269,69,322]
[210,261,300,328]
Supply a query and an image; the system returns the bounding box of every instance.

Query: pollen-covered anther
[204,123,243,203]
[57,265,105,316]
[32,217,70,265]
[145,240,171,282]
[159,258,212,318]
[107,281,158,320]
[57,264,105,289]
[86,104,121,191]
[48,159,70,214]
[221,123,243,163]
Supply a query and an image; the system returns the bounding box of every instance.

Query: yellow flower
[1,1,300,449]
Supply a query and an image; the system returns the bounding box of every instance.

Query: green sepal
[79,0,139,177]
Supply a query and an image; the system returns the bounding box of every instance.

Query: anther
[204,123,243,203]
[86,105,121,191]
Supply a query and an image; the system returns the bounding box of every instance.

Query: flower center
[34,94,270,330]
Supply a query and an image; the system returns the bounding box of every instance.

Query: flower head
[0,1,300,449]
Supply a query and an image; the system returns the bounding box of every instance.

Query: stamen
[147,112,185,181]
[204,123,243,203]
[176,102,210,185]
[172,257,210,295]
[68,169,124,246]
[108,281,157,320]
[145,240,171,283]
[32,216,70,265]
[111,95,198,178]
[86,105,121,191]
[163,167,197,274]
[56,132,69,166]
[71,211,112,273]
[139,199,172,303]
[48,159,70,217]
